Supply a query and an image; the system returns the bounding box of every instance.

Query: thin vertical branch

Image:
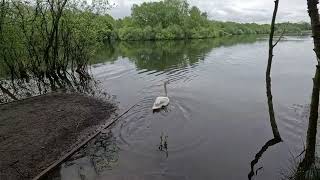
[266,0,281,140]
[248,2,283,178]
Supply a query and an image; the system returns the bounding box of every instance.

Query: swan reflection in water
[159,132,169,158]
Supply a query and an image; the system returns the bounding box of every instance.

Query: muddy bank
[0,93,116,180]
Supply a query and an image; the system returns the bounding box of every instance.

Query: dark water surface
[56,35,320,180]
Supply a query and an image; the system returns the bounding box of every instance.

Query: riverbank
[0,93,116,179]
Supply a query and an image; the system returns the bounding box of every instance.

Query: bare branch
[273,28,285,48]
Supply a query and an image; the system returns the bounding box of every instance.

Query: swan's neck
[164,82,167,97]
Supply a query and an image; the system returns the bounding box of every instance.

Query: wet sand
[0,93,116,180]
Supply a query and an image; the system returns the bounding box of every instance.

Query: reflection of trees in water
[247,95,282,180]
[247,100,283,179]
[248,138,282,180]
[0,70,97,103]
[56,131,119,179]
[93,35,262,71]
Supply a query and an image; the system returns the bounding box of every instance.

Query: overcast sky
[108,0,308,23]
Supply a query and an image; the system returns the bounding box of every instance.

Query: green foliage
[155,25,185,40]
[0,0,312,82]
[114,0,310,41]
[0,0,111,100]
[276,22,312,34]
[131,0,189,28]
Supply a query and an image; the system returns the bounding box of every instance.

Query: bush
[118,27,144,41]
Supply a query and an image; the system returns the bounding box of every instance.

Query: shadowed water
[50,35,320,180]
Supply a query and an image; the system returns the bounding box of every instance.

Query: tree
[266,0,282,140]
[0,0,111,101]
[298,0,320,173]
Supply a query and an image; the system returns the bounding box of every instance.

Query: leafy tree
[116,0,309,41]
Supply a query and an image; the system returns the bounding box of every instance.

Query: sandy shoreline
[0,93,116,180]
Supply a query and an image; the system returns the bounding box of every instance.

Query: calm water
[55,35,320,180]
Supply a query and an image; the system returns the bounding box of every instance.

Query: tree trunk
[266,0,282,140]
[299,0,320,171]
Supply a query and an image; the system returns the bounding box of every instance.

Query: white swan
[152,81,170,110]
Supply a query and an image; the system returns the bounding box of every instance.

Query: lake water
[54,35,320,180]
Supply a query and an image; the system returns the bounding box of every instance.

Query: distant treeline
[100,0,310,41]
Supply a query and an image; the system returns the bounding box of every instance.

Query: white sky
[108,0,309,23]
